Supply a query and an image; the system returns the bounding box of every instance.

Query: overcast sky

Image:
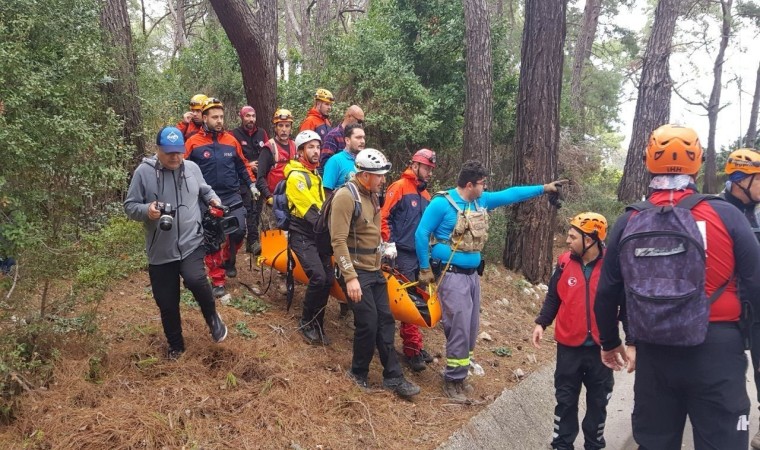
[614,1,760,153]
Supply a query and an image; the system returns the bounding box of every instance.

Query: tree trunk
[569,0,602,132]
[208,0,278,136]
[462,0,494,174]
[169,0,189,56]
[747,60,760,147]
[702,0,733,194]
[617,0,682,203]
[100,0,146,167]
[502,0,567,284]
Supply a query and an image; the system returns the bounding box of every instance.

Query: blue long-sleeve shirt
[415,185,545,269]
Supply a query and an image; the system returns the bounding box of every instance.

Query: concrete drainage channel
[439,357,759,450]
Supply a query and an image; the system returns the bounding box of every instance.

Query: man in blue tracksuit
[322,123,365,194]
[415,159,564,402]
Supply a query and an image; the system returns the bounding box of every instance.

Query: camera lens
[159,215,173,231]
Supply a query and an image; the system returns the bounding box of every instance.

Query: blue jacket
[415,185,545,269]
[322,149,357,190]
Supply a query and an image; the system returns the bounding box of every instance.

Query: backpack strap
[626,200,653,212]
[345,182,363,222]
[268,138,278,163]
[708,275,733,305]
[674,193,719,210]
[437,191,463,212]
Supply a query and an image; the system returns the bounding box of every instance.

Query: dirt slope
[0,253,558,449]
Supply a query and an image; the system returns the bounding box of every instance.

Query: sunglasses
[728,158,760,167]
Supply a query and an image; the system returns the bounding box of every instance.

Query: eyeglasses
[474,180,487,187]
[275,114,293,121]
[352,115,365,125]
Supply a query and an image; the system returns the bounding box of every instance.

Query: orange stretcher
[258,229,441,328]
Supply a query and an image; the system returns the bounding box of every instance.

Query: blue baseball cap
[156,126,185,153]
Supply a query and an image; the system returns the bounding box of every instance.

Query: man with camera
[125,126,228,359]
[185,98,258,299]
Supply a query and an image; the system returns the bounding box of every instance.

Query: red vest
[554,251,604,346]
[265,139,297,192]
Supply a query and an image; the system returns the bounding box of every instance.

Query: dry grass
[0,253,558,449]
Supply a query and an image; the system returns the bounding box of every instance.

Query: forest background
[1,0,759,423]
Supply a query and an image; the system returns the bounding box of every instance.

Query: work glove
[418,268,435,289]
[250,184,261,201]
[266,197,274,206]
[381,242,397,260]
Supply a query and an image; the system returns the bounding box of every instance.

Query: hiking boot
[420,348,434,363]
[167,347,185,360]
[752,426,760,450]
[208,312,228,343]
[443,379,468,403]
[383,376,420,398]
[212,285,227,299]
[299,320,321,345]
[346,370,369,390]
[406,353,427,372]
[225,265,237,278]
[339,302,351,319]
[316,324,331,346]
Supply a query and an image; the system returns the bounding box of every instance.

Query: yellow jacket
[284,160,324,235]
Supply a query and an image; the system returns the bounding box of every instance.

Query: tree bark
[569,0,602,132]
[617,0,683,203]
[208,0,278,136]
[747,60,760,147]
[100,0,146,167]
[462,0,494,174]
[502,0,567,284]
[169,0,189,57]
[702,0,733,194]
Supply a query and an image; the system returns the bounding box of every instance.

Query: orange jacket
[184,128,255,198]
[299,107,332,140]
[177,120,202,139]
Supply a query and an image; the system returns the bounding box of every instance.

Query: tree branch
[672,82,708,109]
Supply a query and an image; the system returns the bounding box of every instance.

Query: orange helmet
[725,148,760,176]
[412,148,436,168]
[272,108,294,124]
[201,97,223,114]
[314,88,335,104]
[569,212,607,241]
[644,124,703,175]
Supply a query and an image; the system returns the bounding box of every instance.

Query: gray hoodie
[124,156,220,265]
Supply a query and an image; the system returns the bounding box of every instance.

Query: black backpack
[271,170,311,230]
[314,182,362,256]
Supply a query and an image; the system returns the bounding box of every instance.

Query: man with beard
[299,88,334,140]
[184,98,258,299]
[232,106,269,254]
[256,109,297,230]
[380,149,437,372]
[177,94,207,139]
[285,131,334,345]
[322,123,366,195]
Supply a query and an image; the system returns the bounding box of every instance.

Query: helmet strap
[737,174,760,204]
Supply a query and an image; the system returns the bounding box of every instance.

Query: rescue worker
[177,94,207,139]
[299,88,334,139]
[184,98,258,299]
[322,123,366,194]
[125,126,227,358]
[533,213,614,450]
[285,130,334,345]
[320,105,365,174]
[257,109,297,229]
[415,160,565,402]
[380,148,437,371]
[331,148,420,398]
[232,106,269,254]
[595,125,760,449]
[720,148,760,449]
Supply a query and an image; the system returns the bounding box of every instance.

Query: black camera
[156,202,176,231]
[202,201,242,253]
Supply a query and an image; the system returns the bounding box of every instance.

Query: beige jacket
[329,177,381,281]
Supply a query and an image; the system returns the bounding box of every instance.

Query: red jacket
[554,251,603,346]
[299,108,332,140]
[380,168,431,251]
[177,120,202,139]
[263,138,297,193]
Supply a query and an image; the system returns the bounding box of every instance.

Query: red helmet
[411,148,436,168]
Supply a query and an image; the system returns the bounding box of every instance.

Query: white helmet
[355,148,392,174]
[295,130,321,149]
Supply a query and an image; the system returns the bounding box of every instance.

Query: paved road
[598,351,758,450]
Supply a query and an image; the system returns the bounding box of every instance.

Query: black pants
[289,230,334,329]
[147,246,217,351]
[347,269,402,380]
[552,343,614,450]
[240,185,263,246]
[632,323,750,450]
